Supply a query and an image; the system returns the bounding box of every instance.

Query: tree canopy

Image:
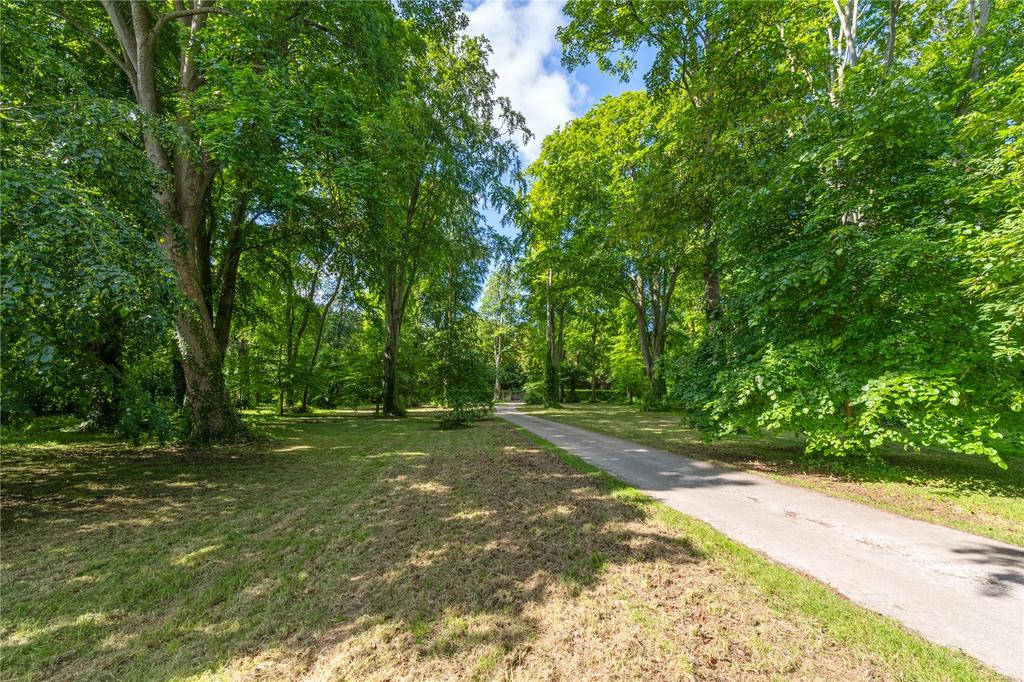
[2,0,1020,465]
[2,0,523,436]
[518,0,1023,465]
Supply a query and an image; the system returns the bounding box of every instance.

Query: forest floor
[0,411,1000,680]
[521,403,1024,547]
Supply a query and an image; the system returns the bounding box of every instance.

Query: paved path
[497,403,1024,679]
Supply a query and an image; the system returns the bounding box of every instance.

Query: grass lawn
[1,410,998,680]
[521,402,1024,547]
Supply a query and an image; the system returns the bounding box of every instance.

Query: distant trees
[526,92,692,406]
[356,34,525,415]
[2,0,521,437]
[480,264,525,400]
[517,0,1023,464]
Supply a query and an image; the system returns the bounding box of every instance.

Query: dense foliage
[3,0,1020,465]
[1,0,518,436]
[514,0,1022,465]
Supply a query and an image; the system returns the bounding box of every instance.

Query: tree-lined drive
[2,0,1022,679]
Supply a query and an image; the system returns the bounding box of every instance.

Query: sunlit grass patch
[1,412,996,679]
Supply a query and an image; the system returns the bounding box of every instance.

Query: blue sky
[463,0,654,239]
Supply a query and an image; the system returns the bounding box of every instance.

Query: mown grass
[1,410,998,680]
[521,402,1024,547]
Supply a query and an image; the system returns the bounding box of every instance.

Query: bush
[439,393,493,429]
[116,388,174,445]
[524,381,545,405]
[637,394,672,412]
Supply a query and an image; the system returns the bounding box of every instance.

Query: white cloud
[465,0,587,162]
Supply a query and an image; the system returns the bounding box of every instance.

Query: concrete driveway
[497,403,1024,679]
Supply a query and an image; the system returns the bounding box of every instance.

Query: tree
[2,2,176,437]
[45,1,398,439]
[356,34,525,416]
[533,0,1023,464]
[421,233,494,425]
[670,0,1022,463]
[559,0,814,330]
[480,264,524,400]
[525,92,693,405]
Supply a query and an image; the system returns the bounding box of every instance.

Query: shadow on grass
[1,414,702,680]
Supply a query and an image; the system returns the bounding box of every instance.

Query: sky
[462,0,654,239]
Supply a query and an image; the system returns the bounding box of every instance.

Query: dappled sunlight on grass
[1,411,996,680]
[173,544,223,567]
[273,444,314,453]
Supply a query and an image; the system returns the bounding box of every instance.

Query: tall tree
[49,1,395,439]
[672,0,1023,463]
[480,264,524,400]
[2,2,175,436]
[559,0,815,329]
[357,34,525,416]
[526,92,692,405]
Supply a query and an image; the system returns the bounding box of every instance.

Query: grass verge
[521,403,1024,546]
[1,411,997,680]
[513,426,1000,680]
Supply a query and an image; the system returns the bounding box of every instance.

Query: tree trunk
[544,269,560,405]
[379,169,422,417]
[182,361,236,440]
[177,313,241,441]
[628,266,678,407]
[169,205,242,439]
[652,375,666,404]
[236,338,250,407]
[284,262,320,411]
[634,307,657,400]
[492,328,502,401]
[172,345,186,409]
[703,221,721,329]
[885,0,900,69]
[301,277,342,412]
[280,274,295,415]
[637,336,664,405]
[831,0,860,88]
[382,269,408,416]
[556,311,565,402]
[382,315,400,415]
[955,0,991,116]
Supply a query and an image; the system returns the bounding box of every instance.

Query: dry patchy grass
[0,411,995,680]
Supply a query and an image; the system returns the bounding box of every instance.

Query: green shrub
[524,381,545,405]
[439,393,493,429]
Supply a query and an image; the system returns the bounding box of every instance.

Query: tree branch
[625,0,696,103]
[100,0,139,73]
[150,6,229,40]
[55,9,137,91]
